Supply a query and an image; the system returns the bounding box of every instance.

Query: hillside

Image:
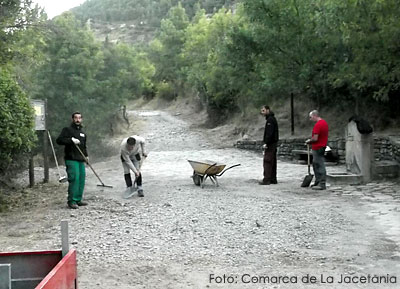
[87,19,156,44]
[72,0,237,44]
[72,0,236,23]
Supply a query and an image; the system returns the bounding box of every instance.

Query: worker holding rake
[120,135,147,198]
[56,112,89,209]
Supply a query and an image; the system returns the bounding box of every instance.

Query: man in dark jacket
[259,105,279,185]
[56,112,89,209]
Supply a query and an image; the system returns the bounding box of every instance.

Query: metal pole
[61,220,69,257]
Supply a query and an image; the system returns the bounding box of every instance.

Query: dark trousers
[121,155,142,187]
[124,173,142,187]
[312,147,326,185]
[263,143,277,183]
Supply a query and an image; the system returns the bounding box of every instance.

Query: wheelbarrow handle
[216,164,241,177]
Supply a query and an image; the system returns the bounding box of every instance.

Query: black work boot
[312,184,326,190]
[68,202,78,209]
[311,181,320,187]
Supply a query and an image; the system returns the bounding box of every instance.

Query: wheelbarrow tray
[187,160,226,176]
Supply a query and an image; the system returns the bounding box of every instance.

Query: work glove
[305,139,311,145]
[262,144,268,149]
[71,137,80,145]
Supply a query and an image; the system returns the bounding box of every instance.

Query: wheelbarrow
[188,159,241,188]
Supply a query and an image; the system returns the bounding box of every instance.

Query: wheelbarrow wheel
[192,172,203,186]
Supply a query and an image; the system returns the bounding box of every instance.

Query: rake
[74,143,113,188]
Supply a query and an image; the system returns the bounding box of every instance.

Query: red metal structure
[0,249,77,289]
[0,221,77,289]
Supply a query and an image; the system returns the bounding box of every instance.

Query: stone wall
[235,135,400,163]
[375,136,400,162]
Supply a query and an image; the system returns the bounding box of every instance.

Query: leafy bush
[156,81,176,101]
[0,68,37,173]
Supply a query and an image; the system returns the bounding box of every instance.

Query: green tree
[33,13,105,143]
[150,3,189,98]
[33,13,155,153]
[202,8,239,110]
[243,0,332,100]
[323,0,400,111]
[98,42,154,104]
[182,9,210,102]
[243,0,400,114]
[183,8,245,112]
[0,0,44,64]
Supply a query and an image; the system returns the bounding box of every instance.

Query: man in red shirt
[306,110,329,190]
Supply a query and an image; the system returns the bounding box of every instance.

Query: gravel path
[1,109,399,289]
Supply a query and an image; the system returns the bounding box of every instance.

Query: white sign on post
[31,99,46,131]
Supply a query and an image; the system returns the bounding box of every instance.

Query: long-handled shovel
[74,143,113,188]
[123,154,147,199]
[47,130,68,183]
[301,144,314,187]
[134,154,147,186]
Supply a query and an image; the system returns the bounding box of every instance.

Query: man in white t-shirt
[120,135,148,197]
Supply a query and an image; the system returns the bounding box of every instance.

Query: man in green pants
[57,112,89,209]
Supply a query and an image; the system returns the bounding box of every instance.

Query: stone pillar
[345,121,374,183]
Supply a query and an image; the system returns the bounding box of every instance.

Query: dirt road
[1,109,399,288]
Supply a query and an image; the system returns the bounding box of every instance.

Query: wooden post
[291,92,294,135]
[43,130,49,183]
[43,99,49,183]
[29,156,34,188]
